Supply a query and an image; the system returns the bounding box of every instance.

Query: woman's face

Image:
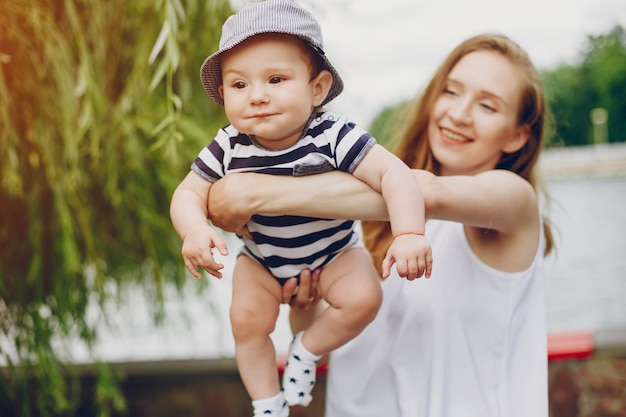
[428,50,529,176]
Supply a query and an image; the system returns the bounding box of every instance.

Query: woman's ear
[503,124,530,154]
[311,70,333,107]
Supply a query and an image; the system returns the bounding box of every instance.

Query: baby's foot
[252,391,289,417]
[282,331,321,406]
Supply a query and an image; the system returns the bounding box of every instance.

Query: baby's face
[219,33,328,151]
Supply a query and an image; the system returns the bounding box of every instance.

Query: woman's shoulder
[476,169,538,220]
[453,170,539,272]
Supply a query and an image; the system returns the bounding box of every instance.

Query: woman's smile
[440,127,472,144]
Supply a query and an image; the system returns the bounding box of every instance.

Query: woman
[207,33,555,417]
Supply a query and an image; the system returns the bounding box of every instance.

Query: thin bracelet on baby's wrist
[393,231,425,239]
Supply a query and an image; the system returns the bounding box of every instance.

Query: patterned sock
[282,331,321,406]
[252,391,289,417]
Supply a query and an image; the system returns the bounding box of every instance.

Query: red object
[276,331,595,374]
[547,331,594,361]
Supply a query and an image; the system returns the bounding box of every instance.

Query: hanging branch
[0,0,232,415]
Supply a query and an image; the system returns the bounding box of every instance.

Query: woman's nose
[448,100,472,124]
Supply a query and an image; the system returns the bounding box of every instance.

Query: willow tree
[0,0,231,415]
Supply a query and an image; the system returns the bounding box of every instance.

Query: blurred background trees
[0,0,231,415]
[0,0,624,413]
[542,25,626,147]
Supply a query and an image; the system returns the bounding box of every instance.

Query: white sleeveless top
[325,218,548,417]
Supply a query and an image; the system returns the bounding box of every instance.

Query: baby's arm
[352,144,433,279]
[170,171,228,279]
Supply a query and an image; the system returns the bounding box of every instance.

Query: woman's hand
[284,268,326,341]
[280,268,322,308]
[207,174,254,235]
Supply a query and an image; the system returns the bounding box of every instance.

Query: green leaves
[0,0,231,415]
[542,25,626,147]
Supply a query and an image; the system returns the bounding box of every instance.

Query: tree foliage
[0,0,232,415]
[368,103,408,148]
[542,25,626,146]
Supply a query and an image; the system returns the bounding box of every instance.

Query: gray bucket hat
[200,0,343,106]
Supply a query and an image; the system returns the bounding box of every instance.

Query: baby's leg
[231,255,287,415]
[304,247,383,354]
[282,248,382,406]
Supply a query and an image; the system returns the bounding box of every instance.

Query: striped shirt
[192,109,376,279]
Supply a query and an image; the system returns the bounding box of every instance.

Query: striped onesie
[192,109,376,282]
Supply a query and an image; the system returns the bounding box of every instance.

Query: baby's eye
[269,76,284,84]
[233,81,247,89]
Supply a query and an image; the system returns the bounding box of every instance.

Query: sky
[230,0,626,127]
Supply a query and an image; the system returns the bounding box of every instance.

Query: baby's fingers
[424,250,433,278]
[203,261,225,279]
[394,258,419,281]
[184,257,203,280]
[405,257,420,281]
[208,229,229,256]
[381,254,394,279]
[184,253,225,280]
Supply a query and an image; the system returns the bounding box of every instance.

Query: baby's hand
[181,224,228,279]
[382,233,432,280]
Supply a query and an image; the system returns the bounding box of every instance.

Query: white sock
[282,331,322,406]
[252,391,289,417]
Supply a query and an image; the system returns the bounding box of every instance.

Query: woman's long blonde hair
[362,33,555,274]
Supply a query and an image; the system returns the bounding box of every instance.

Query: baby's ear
[311,70,333,107]
[218,85,225,99]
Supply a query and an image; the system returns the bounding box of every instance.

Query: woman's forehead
[448,50,523,105]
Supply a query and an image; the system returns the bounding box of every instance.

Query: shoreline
[539,142,626,179]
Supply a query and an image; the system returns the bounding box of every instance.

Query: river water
[544,175,626,332]
[69,175,626,362]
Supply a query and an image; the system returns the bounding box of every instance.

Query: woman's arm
[207,171,389,232]
[416,169,540,272]
[211,168,539,295]
[208,169,536,235]
[415,169,537,233]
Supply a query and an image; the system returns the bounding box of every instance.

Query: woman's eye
[480,103,496,112]
[444,88,458,96]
